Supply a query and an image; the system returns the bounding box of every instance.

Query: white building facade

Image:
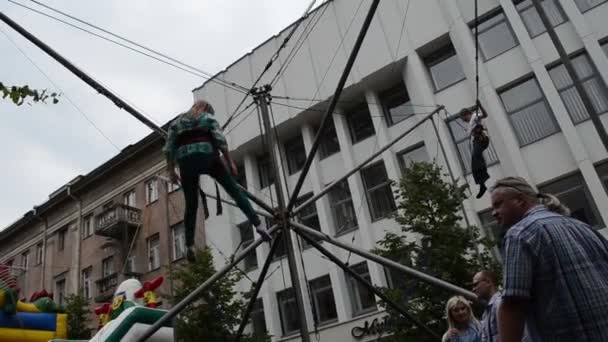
[193,0,608,340]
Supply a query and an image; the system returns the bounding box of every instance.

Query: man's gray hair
[491,176,570,216]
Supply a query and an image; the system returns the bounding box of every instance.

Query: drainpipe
[32,206,47,291]
[67,185,83,294]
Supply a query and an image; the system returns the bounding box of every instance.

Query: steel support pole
[136,225,279,341]
[293,107,443,215]
[235,233,282,341]
[288,0,381,211]
[295,227,440,339]
[289,221,479,302]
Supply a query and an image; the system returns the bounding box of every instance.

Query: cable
[271,100,434,119]
[273,95,437,108]
[393,0,411,62]
[223,101,257,136]
[474,0,480,105]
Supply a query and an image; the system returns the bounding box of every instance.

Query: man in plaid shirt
[490,177,608,342]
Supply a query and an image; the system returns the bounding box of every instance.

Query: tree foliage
[374,161,500,341]
[170,248,270,342]
[65,293,92,339]
[1,82,59,106]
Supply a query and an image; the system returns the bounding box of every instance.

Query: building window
[328,180,357,235]
[82,215,94,239]
[82,267,92,299]
[446,116,500,173]
[21,250,29,270]
[361,162,396,221]
[539,173,603,228]
[499,77,559,146]
[380,83,414,125]
[309,275,338,325]
[574,0,608,12]
[168,180,181,193]
[515,0,566,38]
[284,135,307,174]
[397,144,430,172]
[58,227,67,251]
[346,103,375,143]
[347,262,377,315]
[102,256,114,278]
[123,189,136,207]
[296,194,322,248]
[474,10,519,60]
[265,214,287,259]
[316,119,341,159]
[36,243,43,265]
[55,279,66,306]
[479,210,502,244]
[251,299,267,336]
[548,53,608,124]
[234,163,247,188]
[126,254,136,274]
[257,155,275,189]
[145,179,159,204]
[238,222,257,270]
[172,223,186,261]
[148,234,161,271]
[424,43,466,91]
[277,288,300,335]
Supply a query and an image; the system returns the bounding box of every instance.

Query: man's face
[461,111,473,123]
[491,188,527,229]
[472,273,492,301]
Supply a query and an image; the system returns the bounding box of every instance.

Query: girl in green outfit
[165,100,272,261]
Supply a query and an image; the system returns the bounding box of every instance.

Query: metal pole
[136,225,279,341]
[238,184,276,216]
[530,0,608,152]
[293,107,443,215]
[235,233,282,341]
[288,0,381,211]
[161,180,175,297]
[254,88,311,342]
[295,228,440,339]
[289,221,479,302]
[0,12,167,138]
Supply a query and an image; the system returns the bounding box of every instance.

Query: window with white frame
[172,223,186,261]
[21,250,29,270]
[277,288,300,335]
[499,77,559,146]
[309,275,338,325]
[361,162,396,221]
[539,173,603,228]
[295,193,322,248]
[446,116,500,173]
[284,135,307,174]
[82,215,94,239]
[126,254,136,274]
[424,43,466,91]
[145,179,159,204]
[515,0,566,38]
[316,119,341,159]
[347,262,377,315]
[148,234,161,271]
[251,299,267,336]
[473,10,519,60]
[257,155,275,189]
[346,103,375,143]
[380,83,414,126]
[548,53,608,124]
[574,0,608,13]
[238,222,257,270]
[123,189,136,207]
[397,144,430,172]
[328,180,357,235]
[102,256,114,278]
[36,243,43,265]
[81,267,92,299]
[55,278,66,306]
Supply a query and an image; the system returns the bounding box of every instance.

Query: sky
[0,0,321,229]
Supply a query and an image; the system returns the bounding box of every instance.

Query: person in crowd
[443,295,481,342]
[459,100,489,198]
[472,270,501,342]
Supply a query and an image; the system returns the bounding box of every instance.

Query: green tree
[1,82,59,106]
[170,248,270,342]
[374,161,499,341]
[65,293,92,339]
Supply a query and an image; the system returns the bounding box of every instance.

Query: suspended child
[459,100,490,199]
[165,100,272,262]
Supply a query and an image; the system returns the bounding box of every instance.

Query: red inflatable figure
[94,303,112,329]
[134,276,163,308]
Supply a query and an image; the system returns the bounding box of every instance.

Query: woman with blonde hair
[442,296,481,342]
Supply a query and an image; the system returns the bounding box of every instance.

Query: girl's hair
[188,100,215,116]
[491,177,570,216]
[445,296,479,330]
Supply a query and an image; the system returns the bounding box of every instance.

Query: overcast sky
[0,0,319,228]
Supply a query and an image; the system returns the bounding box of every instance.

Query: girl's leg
[178,156,201,249]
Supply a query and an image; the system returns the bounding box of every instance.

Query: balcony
[94,272,118,303]
[95,204,141,239]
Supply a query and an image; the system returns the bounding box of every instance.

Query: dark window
[346,103,375,143]
[474,11,519,60]
[602,41,608,57]
[284,136,307,174]
[277,288,300,335]
[102,256,114,277]
[172,223,186,261]
[424,43,466,91]
[21,250,29,270]
[515,0,566,37]
[148,234,161,271]
[257,155,275,188]
[309,275,338,325]
[238,222,257,270]
[316,119,341,158]
[446,116,500,173]
[380,83,413,125]
[55,279,66,306]
[548,53,608,124]
[235,163,247,188]
[574,0,608,12]
[329,180,358,235]
[58,227,67,251]
[499,77,559,146]
[361,162,396,221]
[397,144,430,172]
[36,243,43,265]
[251,299,267,336]
[265,213,286,259]
[82,215,94,239]
[347,262,377,315]
[296,193,322,248]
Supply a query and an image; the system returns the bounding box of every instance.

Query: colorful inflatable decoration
[134,276,164,308]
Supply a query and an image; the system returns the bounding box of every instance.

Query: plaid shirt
[502,205,608,342]
[481,292,500,342]
[165,111,228,162]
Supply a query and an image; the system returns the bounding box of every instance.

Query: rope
[474,0,480,104]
